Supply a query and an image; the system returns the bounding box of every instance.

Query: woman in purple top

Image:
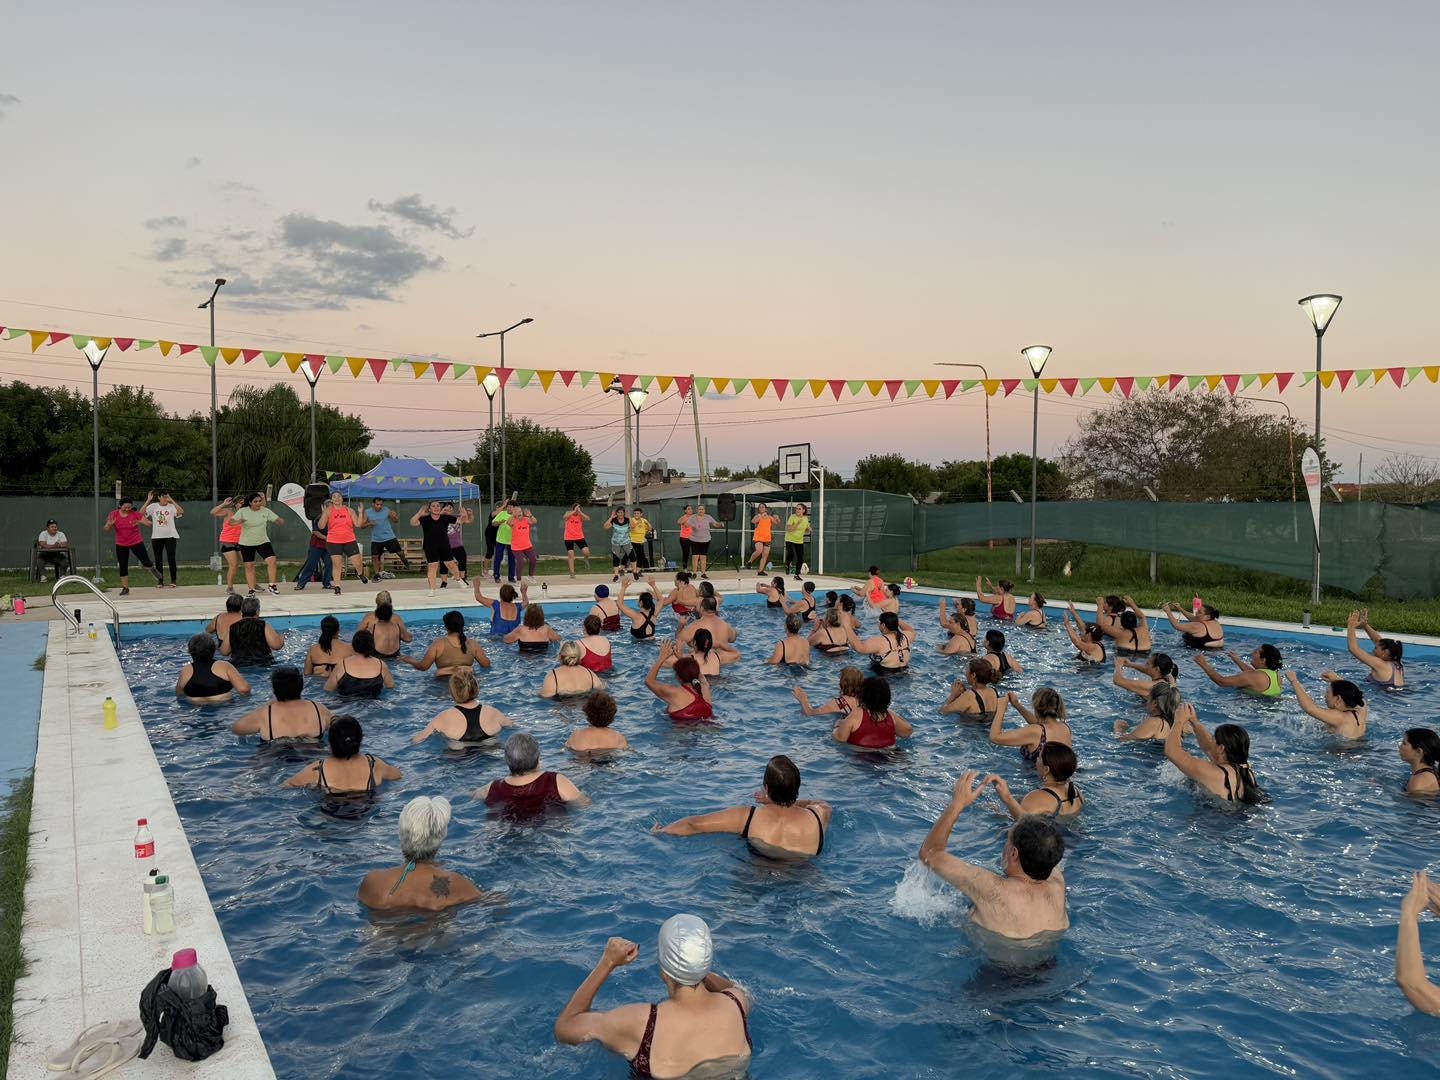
[680,504,719,579]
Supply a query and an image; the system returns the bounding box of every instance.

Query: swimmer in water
[478,732,588,809]
[304,615,353,677]
[783,581,818,623]
[1340,609,1405,690]
[647,644,713,721]
[1014,592,1046,629]
[675,596,735,647]
[1061,602,1105,664]
[1163,704,1266,804]
[919,771,1068,939]
[357,592,412,658]
[506,604,562,653]
[655,755,831,859]
[564,691,630,755]
[976,576,1017,621]
[1101,595,1152,654]
[1284,671,1367,739]
[553,915,753,1079]
[986,742,1084,818]
[357,796,489,912]
[1111,653,1179,699]
[833,676,912,748]
[619,576,663,640]
[809,609,851,656]
[845,611,912,674]
[474,581,528,636]
[1161,601,1224,649]
[541,642,604,698]
[991,689,1073,760]
[323,629,395,696]
[940,659,1000,720]
[284,716,401,793]
[765,614,812,666]
[755,576,787,608]
[1396,870,1440,1017]
[1114,682,1182,743]
[590,584,623,631]
[792,666,864,718]
[1400,728,1440,795]
[982,629,1023,678]
[937,598,977,655]
[401,610,492,676]
[1194,646,1283,698]
[232,665,332,740]
[673,628,740,677]
[175,633,251,704]
[411,670,512,747]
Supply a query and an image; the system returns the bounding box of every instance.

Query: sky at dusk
[2,1,1437,486]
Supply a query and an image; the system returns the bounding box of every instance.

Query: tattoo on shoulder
[430,875,451,897]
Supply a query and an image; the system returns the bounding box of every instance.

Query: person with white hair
[554,914,752,1078]
[357,796,486,912]
[477,733,587,811]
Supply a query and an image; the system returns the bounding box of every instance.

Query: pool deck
[10,571,1432,1077]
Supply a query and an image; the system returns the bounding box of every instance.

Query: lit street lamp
[198,278,226,558]
[481,371,501,507]
[628,387,649,492]
[1298,294,1342,603]
[475,318,534,497]
[82,340,110,583]
[301,360,322,483]
[1021,344,1052,582]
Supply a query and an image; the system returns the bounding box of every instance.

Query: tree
[47,386,212,496]
[0,381,90,493]
[932,453,1066,502]
[452,419,595,504]
[216,384,379,495]
[853,454,936,498]
[1059,391,1326,502]
[1371,454,1440,502]
[718,457,844,490]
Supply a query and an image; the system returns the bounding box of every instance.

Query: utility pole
[690,377,707,496]
[622,388,634,505]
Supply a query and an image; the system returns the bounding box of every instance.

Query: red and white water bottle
[1192,594,1203,617]
[134,818,156,879]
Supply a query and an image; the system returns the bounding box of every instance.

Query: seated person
[412,669,512,747]
[542,641,603,698]
[324,629,395,697]
[285,716,401,793]
[656,754,831,859]
[232,665,332,740]
[35,519,71,581]
[919,771,1069,940]
[477,732,587,809]
[358,796,490,912]
[554,915,753,1078]
[174,632,250,704]
[565,691,630,755]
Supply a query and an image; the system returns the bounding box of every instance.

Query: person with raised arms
[1112,653,1179,699]
[563,503,592,577]
[1061,601,1105,664]
[647,642,713,721]
[748,503,780,576]
[1194,645,1284,698]
[619,576,663,640]
[991,688,1073,763]
[1161,600,1225,649]
[1396,870,1440,1017]
[975,576,1017,621]
[1163,704,1266,804]
[919,772,1069,940]
[411,500,461,596]
[655,755,831,859]
[1284,671,1367,739]
[1100,595,1153,654]
[211,494,246,594]
[474,581,528,636]
[937,598,977,655]
[1342,609,1405,690]
[489,497,517,583]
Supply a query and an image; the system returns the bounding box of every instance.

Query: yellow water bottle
[103,696,118,731]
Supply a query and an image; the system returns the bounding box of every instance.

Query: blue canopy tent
[328,457,481,501]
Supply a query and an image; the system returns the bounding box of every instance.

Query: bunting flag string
[5,317,1439,401]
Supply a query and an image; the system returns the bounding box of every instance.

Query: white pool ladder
[50,575,122,643]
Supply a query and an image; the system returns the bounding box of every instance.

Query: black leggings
[116,543,154,576]
[152,537,178,583]
[786,541,805,574]
[679,537,692,566]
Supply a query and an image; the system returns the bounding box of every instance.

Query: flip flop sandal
[51,1031,142,1077]
[47,1021,141,1071]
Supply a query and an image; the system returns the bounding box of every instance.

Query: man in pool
[919,771,1068,940]
[554,914,753,1077]
[675,596,737,647]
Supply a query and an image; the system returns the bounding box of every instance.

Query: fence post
[1144,486,1159,583]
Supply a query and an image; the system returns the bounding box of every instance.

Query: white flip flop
[47,1022,141,1071]
[53,1034,141,1079]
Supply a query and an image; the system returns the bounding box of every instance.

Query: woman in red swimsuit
[590,585,623,632]
[477,732,587,811]
[578,614,614,673]
[646,644,713,721]
[976,575,1017,621]
[833,677,913,748]
[553,916,753,1079]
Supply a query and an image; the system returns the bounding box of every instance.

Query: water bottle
[134,819,155,879]
[541,582,548,598]
[149,877,175,937]
[103,697,118,731]
[142,869,159,934]
[169,949,206,999]
[1192,594,1203,618]
[13,598,24,615]
[87,622,98,641]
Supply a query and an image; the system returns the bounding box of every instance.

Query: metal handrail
[50,575,122,643]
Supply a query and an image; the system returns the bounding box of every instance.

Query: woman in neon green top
[1193,645,1284,697]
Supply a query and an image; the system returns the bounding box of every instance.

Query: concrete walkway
[7,625,273,1078]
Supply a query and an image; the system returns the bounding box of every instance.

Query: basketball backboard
[778,443,811,486]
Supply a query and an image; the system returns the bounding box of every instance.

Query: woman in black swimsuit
[983,629,1023,678]
[1285,671,1367,739]
[506,604,562,653]
[1164,704,1265,803]
[412,669,513,747]
[940,658,1000,720]
[765,614,812,666]
[1062,602,1105,664]
[988,742,1084,818]
[846,611,911,674]
[232,665,332,740]
[284,716,401,793]
[1401,728,1440,795]
[174,633,250,704]
[323,629,394,697]
[809,610,851,656]
[304,615,353,677]
[1112,652,1179,699]
[620,577,662,639]
[991,688,1072,763]
[755,576,787,608]
[1115,681,1181,742]
[783,580,818,622]
[656,755,831,858]
[1162,601,1225,649]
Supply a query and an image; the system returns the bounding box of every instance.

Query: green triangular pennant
[960,379,978,391]
[136,339,156,351]
[579,371,595,387]
[1022,379,1038,392]
[1354,370,1372,386]
[515,369,535,388]
[453,364,471,379]
[1301,371,1316,385]
[263,351,282,367]
[200,345,218,365]
[1240,373,1259,390]
[846,380,864,395]
[789,378,806,395]
[1407,366,1423,380]
[71,335,91,349]
[4,329,24,340]
[694,377,711,395]
[731,379,749,394]
[638,374,654,390]
[904,379,921,397]
[1187,375,1205,390]
[1135,375,1153,391]
[1080,377,1098,394]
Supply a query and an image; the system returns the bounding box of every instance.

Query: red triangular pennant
[305,355,325,379]
[617,373,637,393]
[674,376,693,399]
[1060,378,1079,396]
[1274,372,1295,393]
[1168,374,1185,391]
[113,337,135,351]
[940,379,960,399]
[48,332,71,346]
[496,367,512,385]
[558,370,577,387]
[177,343,197,355]
[1335,369,1353,390]
[367,358,387,382]
[1388,366,1406,387]
[773,380,788,400]
[1002,378,1021,396]
[432,362,451,381]
[828,379,846,400]
[241,349,261,363]
[1117,376,1135,398]
[1222,374,1240,394]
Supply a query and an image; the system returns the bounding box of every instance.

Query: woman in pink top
[212,496,245,594]
[320,492,368,594]
[510,508,538,581]
[563,505,591,578]
[104,496,160,595]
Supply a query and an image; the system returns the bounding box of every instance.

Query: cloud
[152,237,188,262]
[367,194,473,239]
[144,215,187,230]
[0,92,19,120]
[186,156,202,168]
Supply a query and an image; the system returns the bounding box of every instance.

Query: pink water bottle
[13,598,24,615]
[1192,594,1203,617]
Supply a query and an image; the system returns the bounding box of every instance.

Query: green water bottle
[103,697,118,730]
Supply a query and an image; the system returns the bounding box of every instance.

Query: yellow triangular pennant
[158,340,175,356]
[537,370,556,391]
[865,380,884,396]
[1259,372,1276,388]
[285,354,305,373]
[1099,377,1116,394]
[751,379,770,398]
[1318,370,1336,388]
[657,375,673,393]
[713,378,730,393]
[1205,374,1223,390]
[982,379,1001,395]
[345,356,365,377]
[922,379,941,397]
[1039,378,1058,394]
[599,373,615,392]
[220,348,241,364]
[411,362,430,379]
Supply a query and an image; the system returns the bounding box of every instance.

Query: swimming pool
[117,595,1440,1079]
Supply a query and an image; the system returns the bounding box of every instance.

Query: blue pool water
[117,596,1440,1079]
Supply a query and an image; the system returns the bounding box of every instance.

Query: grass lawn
[0,775,33,1077]
[912,544,1440,637]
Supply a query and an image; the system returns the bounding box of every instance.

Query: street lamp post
[82,341,110,583]
[1298,294,1342,604]
[628,388,648,493]
[475,318,534,497]
[482,372,501,507]
[301,360,322,483]
[198,278,226,555]
[1021,345,1052,583]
